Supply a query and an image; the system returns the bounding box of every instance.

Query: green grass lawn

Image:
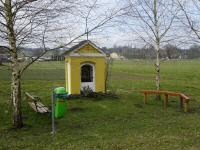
[0,60,200,150]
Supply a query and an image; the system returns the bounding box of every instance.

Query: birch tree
[0,0,124,128]
[124,0,179,91]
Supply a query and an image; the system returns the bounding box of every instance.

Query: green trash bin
[54,87,68,119]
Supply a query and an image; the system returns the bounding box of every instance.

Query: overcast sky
[0,0,199,49]
[74,0,200,48]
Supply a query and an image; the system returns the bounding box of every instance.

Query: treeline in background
[102,44,200,59]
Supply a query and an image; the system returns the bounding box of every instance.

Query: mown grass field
[0,60,200,150]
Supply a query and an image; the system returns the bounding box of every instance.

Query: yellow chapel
[64,40,107,94]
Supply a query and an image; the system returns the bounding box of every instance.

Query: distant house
[110,52,126,60]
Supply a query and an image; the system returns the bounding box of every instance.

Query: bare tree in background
[164,44,181,59]
[0,56,2,65]
[0,0,124,128]
[124,0,179,91]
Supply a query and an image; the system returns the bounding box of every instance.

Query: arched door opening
[81,63,95,91]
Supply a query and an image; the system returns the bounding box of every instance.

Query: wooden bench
[140,90,190,112]
[25,92,50,113]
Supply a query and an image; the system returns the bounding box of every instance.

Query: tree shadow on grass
[69,107,86,112]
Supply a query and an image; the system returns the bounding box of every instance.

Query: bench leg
[164,94,168,109]
[184,102,189,113]
[144,94,147,104]
[180,97,183,109]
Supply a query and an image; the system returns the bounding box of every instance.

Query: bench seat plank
[26,92,50,113]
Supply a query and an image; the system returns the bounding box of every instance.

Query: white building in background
[110,52,126,60]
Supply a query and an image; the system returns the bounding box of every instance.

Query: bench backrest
[140,90,189,101]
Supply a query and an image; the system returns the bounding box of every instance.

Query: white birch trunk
[154,0,161,91]
[5,0,23,128]
[11,59,23,128]
[155,45,160,91]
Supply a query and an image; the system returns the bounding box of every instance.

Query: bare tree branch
[177,0,200,40]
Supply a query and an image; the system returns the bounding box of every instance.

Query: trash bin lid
[54,87,67,94]
[56,93,68,99]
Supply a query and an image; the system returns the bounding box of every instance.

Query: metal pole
[51,89,55,135]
